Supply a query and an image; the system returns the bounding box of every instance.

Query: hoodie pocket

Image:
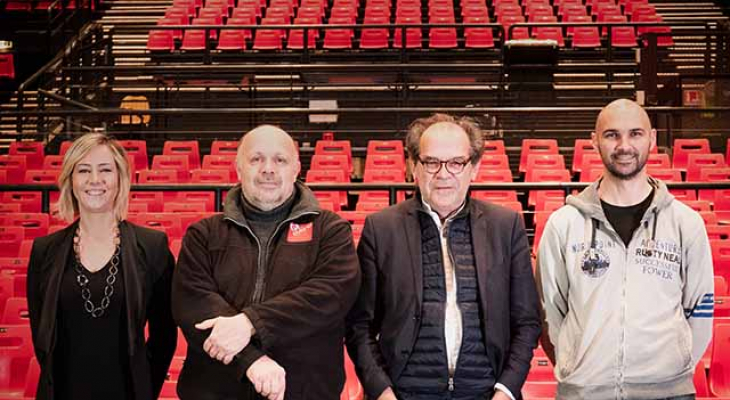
[556,319,579,379]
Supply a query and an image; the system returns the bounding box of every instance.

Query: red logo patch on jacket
[287,222,313,243]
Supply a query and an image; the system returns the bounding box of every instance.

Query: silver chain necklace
[72,226,121,318]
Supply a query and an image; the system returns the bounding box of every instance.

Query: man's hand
[377,387,398,400]
[492,389,512,400]
[246,355,286,400]
[195,313,255,364]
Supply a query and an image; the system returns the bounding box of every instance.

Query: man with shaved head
[173,125,360,400]
[537,99,714,399]
[346,114,541,400]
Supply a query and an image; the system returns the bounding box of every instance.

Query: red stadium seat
[126,213,183,238]
[306,169,349,208]
[647,153,671,169]
[525,154,566,172]
[694,362,710,398]
[0,326,34,398]
[1,192,41,213]
[571,26,601,47]
[1,297,28,325]
[520,139,559,173]
[315,140,352,173]
[118,140,149,171]
[152,155,191,182]
[394,17,423,48]
[210,140,239,155]
[23,170,59,184]
[0,156,27,185]
[0,214,49,239]
[716,275,729,296]
[360,28,390,49]
[311,154,350,173]
[0,204,21,213]
[365,154,406,173]
[673,138,710,171]
[138,169,179,184]
[686,153,726,182]
[190,169,230,183]
[147,30,176,51]
[217,29,248,50]
[471,190,518,203]
[429,27,458,48]
[578,154,605,176]
[202,154,237,182]
[479,154,510,171]
[163,140,201,169]
[130,191,165,213]
[9,141,44,169]
[707,225,730,241]
[0,227,24,258]
[610,26,638,47]
[42,155,64,170]
[712,240,730,284]
[482,140,506,155]
[709,323,730,397]
[367,140,405,158]
[475,168,513,183]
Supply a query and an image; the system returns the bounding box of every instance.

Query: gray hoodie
[537,177,714,400]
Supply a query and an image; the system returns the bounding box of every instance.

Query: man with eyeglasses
[346,113,541,400]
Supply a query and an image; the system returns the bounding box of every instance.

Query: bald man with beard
[172,125,360,400]
[536,99,714,400]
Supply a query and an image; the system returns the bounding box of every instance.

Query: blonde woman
[26,133,177,400]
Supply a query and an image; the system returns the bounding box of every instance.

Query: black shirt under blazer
[345,198,541,399]
[27,220,178,400]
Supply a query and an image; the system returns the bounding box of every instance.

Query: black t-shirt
[601,189,655,247]
[54,253,131,400]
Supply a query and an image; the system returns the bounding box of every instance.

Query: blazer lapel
[119,221,145,356]
[403,203,423,312]
[470,204,496,315]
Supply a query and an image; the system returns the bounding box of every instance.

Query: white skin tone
[592,98,657,206]
[195,125,300,400]
[72,144,120,273]
[379,122,510,400]
[413,122,479,220]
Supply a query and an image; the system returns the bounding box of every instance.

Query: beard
[599,147,648,181]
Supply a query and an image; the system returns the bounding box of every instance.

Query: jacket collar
[223,181,321,228]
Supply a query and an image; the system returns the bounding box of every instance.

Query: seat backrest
[520,139,559,172]
[9,141,44,169]
[673,138,710,170]
[163,140,201,169]
[482,139,506,155]
[686,153,726,182]
[0,213,50,239]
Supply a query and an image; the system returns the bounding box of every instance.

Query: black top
[601,189,655,247]
[54,253,131,400]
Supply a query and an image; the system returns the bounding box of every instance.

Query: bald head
[238,125,298,159]
[595,99,652,134]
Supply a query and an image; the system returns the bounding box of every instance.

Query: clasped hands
[196,313,286,400]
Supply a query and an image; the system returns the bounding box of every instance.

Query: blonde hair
[57,133,131,222]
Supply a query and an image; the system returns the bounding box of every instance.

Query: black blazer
[26,220,177,400]
[345,197,541,399]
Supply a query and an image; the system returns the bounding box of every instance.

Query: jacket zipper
[225,211,319,305]
[598,210,654,399]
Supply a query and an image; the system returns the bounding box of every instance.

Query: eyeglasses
[418,157,471,174]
